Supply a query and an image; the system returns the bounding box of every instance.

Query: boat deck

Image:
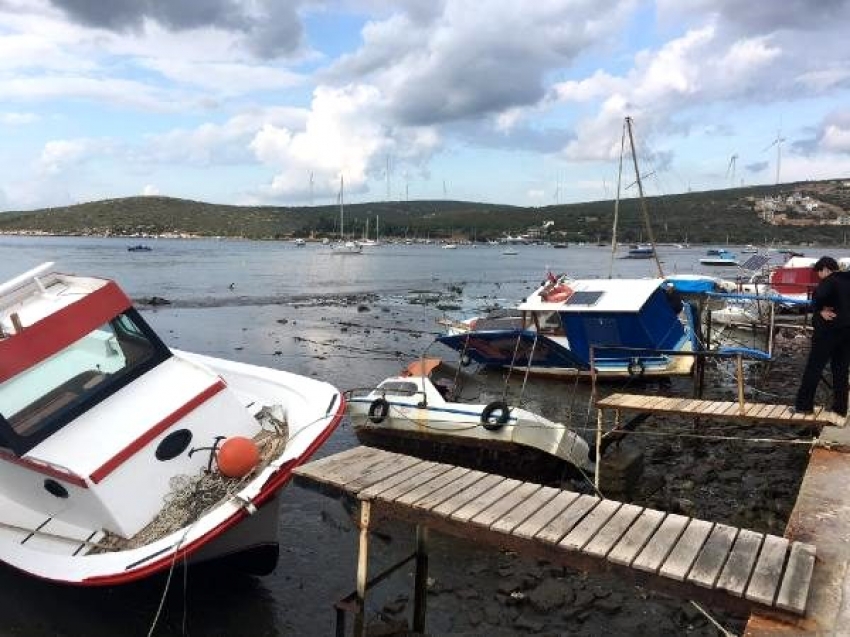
[595,393,847,428]
[294,445,816,629]
[0,493,103,556]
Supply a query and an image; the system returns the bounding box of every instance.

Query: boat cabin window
[378,381,419,397]
[0,309,171,454]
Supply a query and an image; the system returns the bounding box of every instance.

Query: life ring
[544,284,573,303]
[627,358,645,377]
[481,401,510,430]
[368,398,390,423]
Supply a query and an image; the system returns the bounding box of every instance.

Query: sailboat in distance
[331,175,362,255]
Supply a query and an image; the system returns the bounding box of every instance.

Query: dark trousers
[796,326,850,415]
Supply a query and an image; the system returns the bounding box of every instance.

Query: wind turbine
[726,154,738,188]
[763,130,786,185]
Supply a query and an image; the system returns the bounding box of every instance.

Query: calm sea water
[1,235,847,636]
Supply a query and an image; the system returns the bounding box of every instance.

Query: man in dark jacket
[794,256,850,416]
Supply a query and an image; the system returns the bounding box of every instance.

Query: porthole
[44,479,69,498]
[156,429,193,461]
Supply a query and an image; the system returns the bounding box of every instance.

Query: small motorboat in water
[345,358,593,482]
[0,263,344,585]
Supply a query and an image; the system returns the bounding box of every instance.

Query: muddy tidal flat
[0,235,835,636]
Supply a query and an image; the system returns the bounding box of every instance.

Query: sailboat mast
[609,120,627,278]
[625,116,664,278]
[339,175,344,240]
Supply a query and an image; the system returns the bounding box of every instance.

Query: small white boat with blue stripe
[345,358,593,481]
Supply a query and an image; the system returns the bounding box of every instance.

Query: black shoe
[790,407,814,415]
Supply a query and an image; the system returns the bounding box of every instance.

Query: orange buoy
[216,436,260,478]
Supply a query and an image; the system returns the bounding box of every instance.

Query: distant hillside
[1,179,849,245]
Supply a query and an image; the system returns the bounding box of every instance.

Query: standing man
[794,256,850,416]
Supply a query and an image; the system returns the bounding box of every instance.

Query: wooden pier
[595,393,847,428]
[294,446,816,635]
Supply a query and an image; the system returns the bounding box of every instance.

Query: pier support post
[595,410,603,492]
[354,499,371,637]
[736,353,746,414]
[413,525,429,633]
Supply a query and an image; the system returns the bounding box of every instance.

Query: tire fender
[481,401,510,431]
[368,398,390,423]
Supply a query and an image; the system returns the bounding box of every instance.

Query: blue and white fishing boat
[345,358,593,480]
[436,274,698,379]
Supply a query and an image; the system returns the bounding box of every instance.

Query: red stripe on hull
[89,380,227,484]
[81,392,346,586]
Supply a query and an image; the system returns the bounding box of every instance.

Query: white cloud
[249,84,441,201]
[138,58,303,96]
[821,124,850,154]
[0,112,38,125]
[37,138,113,175]
[142,184,160,196]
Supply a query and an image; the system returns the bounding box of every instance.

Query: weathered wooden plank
[471,482,542,528]
[359,460,443,500]
[716,529,764,597]
[775,541,816,614]
[374,462,455,503]
[450,477,523,522]
[766,404,792,420]
[633,514,690,573]
[749,404,774,420]
[745,534,789,606]
[411,469,488,511]
[658,519,714,581]
[683,399,712,416]
[608,508,666,567]
[346,453,427,493]
[596,393,628,408]
[719,402,744,416]
[535,495,600,544]
[492,486,560,534]
[513,491,580,539]
[431,473,507,517]
[583,503,643,558]
[559,499,622,552]
[640,396,668,410]
[394,465,472,506]
[687,524,739,588]
[294,446,387,482]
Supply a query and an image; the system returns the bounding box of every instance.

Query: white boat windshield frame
[0,307,171,455]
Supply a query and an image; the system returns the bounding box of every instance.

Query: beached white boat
[0,263,344,585]
[345,359,593,481]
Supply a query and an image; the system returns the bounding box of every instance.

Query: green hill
[1,179,849,245]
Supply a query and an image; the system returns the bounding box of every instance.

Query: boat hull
[353,425,586,485]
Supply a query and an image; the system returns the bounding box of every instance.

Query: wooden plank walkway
[596,393,846,427]
[294,446,816,619]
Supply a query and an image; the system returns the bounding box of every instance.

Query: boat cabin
[0,264,265,538]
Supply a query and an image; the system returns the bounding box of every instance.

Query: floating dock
[294,445,816,635]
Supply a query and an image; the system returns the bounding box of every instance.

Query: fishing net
[92,407,289,553]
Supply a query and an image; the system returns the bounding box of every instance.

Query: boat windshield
[0,309,171,454]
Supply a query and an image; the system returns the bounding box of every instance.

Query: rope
[689,600,738,637]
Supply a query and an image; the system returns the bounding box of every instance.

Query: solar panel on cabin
[740,254,771,271]
[565,291,604,306]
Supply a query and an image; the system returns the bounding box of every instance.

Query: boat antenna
[625,116,664,278]
[609,120,626,278]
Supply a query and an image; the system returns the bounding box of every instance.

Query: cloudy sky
[2,0,850,211]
